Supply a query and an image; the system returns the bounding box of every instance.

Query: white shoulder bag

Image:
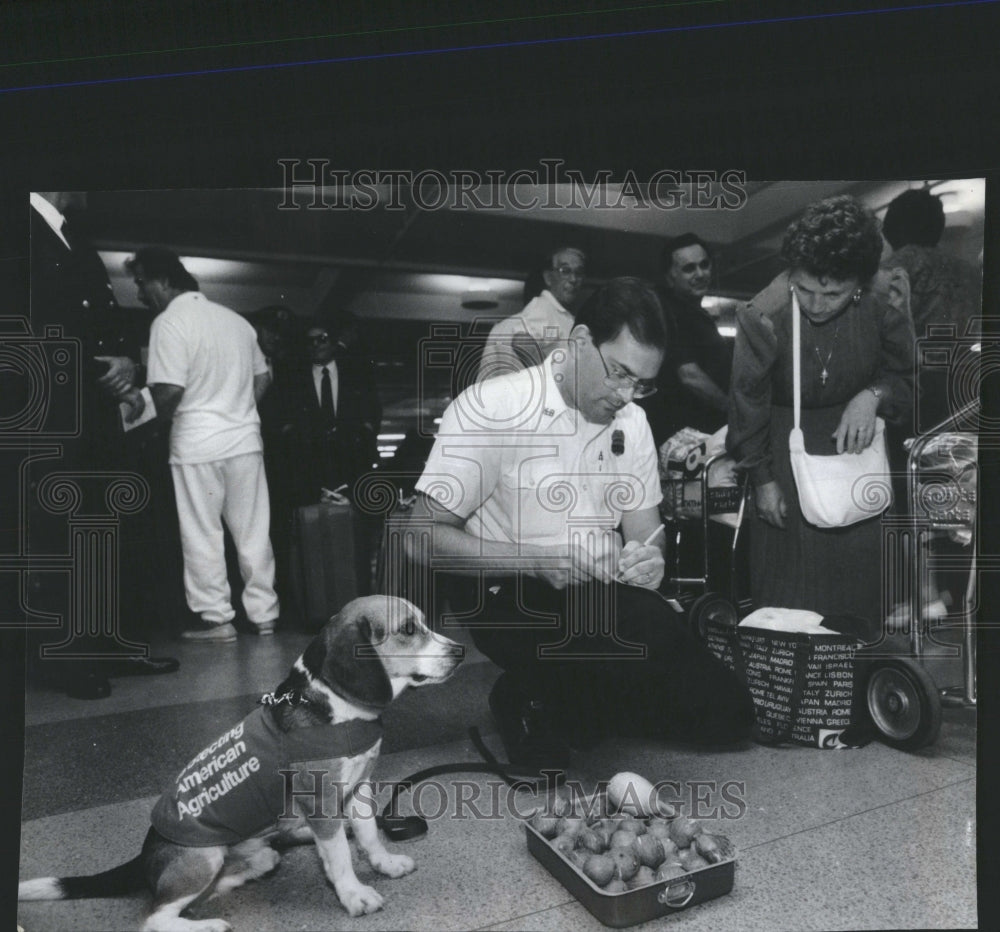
[789,290,892,528]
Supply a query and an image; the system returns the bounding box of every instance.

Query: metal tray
[525,821,736,928]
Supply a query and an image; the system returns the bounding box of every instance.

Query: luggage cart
[863,400,979,748]
[659,451,748,625]
[686,401,980,751]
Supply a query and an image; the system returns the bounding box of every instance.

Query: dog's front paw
[338,882,384,916]
[371,851,415,878]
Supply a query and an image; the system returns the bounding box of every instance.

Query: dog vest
[151,706,383,846]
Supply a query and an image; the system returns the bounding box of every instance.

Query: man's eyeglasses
[594,342,657,399]
[308,333,331,346]
[552,264,585,281]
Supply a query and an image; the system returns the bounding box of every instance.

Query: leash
[260,692,565,841]
[375,727,567,841]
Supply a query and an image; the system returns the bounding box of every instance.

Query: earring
[852,289,863,304]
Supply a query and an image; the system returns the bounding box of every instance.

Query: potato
[530,812,560,839]
[667,816,703,848]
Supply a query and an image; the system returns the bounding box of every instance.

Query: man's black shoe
[64,672,112,700]
[488,674,571,771]
[101,656,181,678]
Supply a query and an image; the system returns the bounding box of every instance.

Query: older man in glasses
[405,278,754,769]
[477,246,587,380]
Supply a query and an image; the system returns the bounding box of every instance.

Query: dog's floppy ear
[310,613,392,708]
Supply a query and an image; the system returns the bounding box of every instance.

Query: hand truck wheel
[866,657,942,750]
[688,592,738,642]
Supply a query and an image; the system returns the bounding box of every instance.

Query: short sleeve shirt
[478,290,575,379]
[665,290,732,432]
[147,292,268,464]
[417,355,662,562]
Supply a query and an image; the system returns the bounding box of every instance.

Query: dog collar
[258,690,310,707]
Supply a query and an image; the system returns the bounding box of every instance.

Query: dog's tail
[19,853,146,901]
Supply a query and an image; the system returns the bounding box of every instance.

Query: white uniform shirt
[417,355,662,561]
[147,291,268,465]
[478,290,575,380]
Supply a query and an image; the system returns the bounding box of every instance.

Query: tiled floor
[18,619,978,931]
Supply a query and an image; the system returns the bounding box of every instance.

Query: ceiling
[86,178,985,319]
[71,177,986,447]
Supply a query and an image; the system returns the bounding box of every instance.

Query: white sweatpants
[171,452,280,625]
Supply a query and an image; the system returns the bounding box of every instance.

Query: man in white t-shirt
[122,248,280,642]
[477,247,586,381]
[407,278,754,768]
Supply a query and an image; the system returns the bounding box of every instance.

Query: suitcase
[288,502,360,628]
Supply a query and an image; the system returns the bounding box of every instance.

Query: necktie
[320,366,334,419]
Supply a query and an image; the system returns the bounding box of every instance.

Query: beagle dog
[19,595,464,932]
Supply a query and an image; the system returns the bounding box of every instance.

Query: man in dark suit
[30,192,139,456]
[286,316,382,503]
[272,315,382,600]
[27,192,179,698]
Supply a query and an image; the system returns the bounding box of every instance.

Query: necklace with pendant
[813,323,840,387]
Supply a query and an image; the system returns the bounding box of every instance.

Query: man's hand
[320,485,350,505]
[755,480,787,529]
[95,356,138,397]
[616,540,665,589]
[832,390,879,454]
[120,387,146,424]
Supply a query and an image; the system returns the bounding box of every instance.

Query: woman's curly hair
[781,195,883,283]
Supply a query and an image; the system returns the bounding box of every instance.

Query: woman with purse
[727,195,915,638]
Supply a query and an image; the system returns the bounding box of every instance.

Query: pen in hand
[615,523,666,582]
[639,523,666,548]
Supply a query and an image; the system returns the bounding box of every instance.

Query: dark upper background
[1,0,998,924]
